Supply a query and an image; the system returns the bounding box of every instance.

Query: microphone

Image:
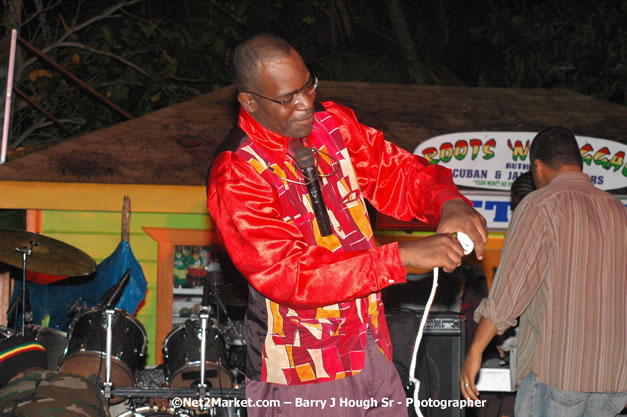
[294,146,333,237]
[100,269,131,308]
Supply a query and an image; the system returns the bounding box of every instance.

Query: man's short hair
[232,33,292,92]
[529,127,583,170]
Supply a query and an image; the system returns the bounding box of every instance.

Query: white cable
[408,232,474,417]
[408,265,439,417]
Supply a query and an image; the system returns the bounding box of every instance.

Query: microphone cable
[408,232,474,417]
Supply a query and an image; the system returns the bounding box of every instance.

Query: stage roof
[0,82,625,188]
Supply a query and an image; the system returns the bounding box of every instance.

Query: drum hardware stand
[13,242,37,335]
[211,281,244,348]
[103,308,115,400]
[198,307,209,410]
[110,386,245,399]
[99,269,132,400]
[210,281,233,390]
[209,279,244,390]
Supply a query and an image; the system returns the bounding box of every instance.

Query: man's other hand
[437,199,488,260]
[398,234,465,273]
[460,349,482,402]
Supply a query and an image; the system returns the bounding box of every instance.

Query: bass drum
[60,306,147,390]
[163,319,232,389]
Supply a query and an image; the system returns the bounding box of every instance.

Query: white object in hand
[457,232,474,255]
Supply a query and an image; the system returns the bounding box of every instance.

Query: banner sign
[414,132,627,191]
[463,192,627,230]
[376,191,627,231]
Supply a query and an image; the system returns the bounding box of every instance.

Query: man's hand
[460,317,498,404]
[460,349,482,402]
[437,199,488,260]
[398,234,465,273]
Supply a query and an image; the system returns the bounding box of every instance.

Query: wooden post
[0,271,11,327]
[121,196,131,242]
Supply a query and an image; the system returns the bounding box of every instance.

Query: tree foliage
[1,0,624,155]
[475,0,625,103]
[2,0,242,150]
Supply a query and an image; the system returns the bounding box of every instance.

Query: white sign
[414,132,627,191]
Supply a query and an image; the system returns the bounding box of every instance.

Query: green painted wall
[40,209,212,364]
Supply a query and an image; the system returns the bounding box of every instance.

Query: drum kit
[0,229,247,416]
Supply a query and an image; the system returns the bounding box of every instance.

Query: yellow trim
[0,181,207,213]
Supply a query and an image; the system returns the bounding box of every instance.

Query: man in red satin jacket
[207,33,487,417]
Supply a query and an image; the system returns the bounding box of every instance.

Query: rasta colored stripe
[0,342,45,362]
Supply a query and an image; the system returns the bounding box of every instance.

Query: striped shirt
[476,171,627,392]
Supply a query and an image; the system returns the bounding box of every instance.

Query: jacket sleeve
[324,101,471,225]
[207,151,407,309]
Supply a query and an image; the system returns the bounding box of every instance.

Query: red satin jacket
[207,101,467,385]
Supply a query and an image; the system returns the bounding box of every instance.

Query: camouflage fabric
[0,369,110,417]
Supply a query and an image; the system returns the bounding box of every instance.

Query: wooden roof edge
[320,81,578,94]
[0,180,208,214]
[0,84,238,164]
[1,83,624,175]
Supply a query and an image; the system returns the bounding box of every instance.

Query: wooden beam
[0,181,209,214]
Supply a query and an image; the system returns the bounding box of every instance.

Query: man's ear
[533,159,541,173]
[533,159,550,187]
[238,92,257,113]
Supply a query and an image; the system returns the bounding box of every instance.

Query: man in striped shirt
[460,127,627,417]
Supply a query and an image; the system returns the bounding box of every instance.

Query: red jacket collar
[238,108,291,163]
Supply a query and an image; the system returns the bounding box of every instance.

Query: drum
[163,319,232,389]
[0,327,48,387]
[28,325,68,370]
[115,405,244,416]
[115,405,192,417]
[117,406,246,417]
[60,306,147,389]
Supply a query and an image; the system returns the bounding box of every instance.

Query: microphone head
[294,146,316,169]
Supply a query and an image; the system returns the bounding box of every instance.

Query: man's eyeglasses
[247,75,318,106]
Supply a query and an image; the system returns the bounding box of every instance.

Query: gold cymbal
[0,229,96,277]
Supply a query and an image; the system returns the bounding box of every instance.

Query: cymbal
[0,229,96,277]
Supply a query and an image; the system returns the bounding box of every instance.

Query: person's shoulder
[599,190,627,216]
[211,125,248,165]
[0,370,109,417]
[320,100,356,118]
[516,186,543,206]
[208,150,251,185]
[529,174,624,211]
[593,186,626,203]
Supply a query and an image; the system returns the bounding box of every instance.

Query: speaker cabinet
[386,309,466,417]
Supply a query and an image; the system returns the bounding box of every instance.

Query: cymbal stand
[103,308,114,399]
[15,241,37,335]
[211,281,243,345]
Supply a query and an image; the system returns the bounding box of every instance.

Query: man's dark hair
[529,127,583,170]
[510,171,536,211]
[232,33,292,92]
